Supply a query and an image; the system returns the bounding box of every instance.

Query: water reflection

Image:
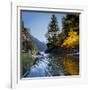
[63,56,79,75]
[24,53,79,77]
[46,54,79,76]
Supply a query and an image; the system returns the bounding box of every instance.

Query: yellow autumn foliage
[61,31,79,48]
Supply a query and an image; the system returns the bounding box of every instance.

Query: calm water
[24,52,79,77]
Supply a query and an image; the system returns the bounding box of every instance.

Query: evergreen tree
[61,14,79,51]
[46,14,59,48]
[62,14,79,38]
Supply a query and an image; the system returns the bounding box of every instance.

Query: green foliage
[20,20,39,77]
[46,14,59,49]
[21,52,33,76]
[21,20,33,53]
[31,43,38,55]
[62,14,79,37]
[48,15,59,32]
[61,14,79,49]
[45,14,79,53]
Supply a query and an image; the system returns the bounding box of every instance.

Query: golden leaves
[61,31,79,48]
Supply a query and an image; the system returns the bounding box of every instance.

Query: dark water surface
[24,52,79,77]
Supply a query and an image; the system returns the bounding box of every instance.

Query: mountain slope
[31,35,47,52]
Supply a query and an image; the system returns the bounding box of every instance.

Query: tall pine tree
[46,14,59,48]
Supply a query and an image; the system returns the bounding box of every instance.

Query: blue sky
[21,11,66,42]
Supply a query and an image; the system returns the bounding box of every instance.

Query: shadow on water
[23,52,79,77]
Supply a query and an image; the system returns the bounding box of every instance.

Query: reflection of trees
[63,56,79,75]
[48,54,79,76]
[48,54,68,76]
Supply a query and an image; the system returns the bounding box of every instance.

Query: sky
[21,11,66,42]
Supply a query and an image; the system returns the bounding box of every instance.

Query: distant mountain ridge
[31,35,47,52]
